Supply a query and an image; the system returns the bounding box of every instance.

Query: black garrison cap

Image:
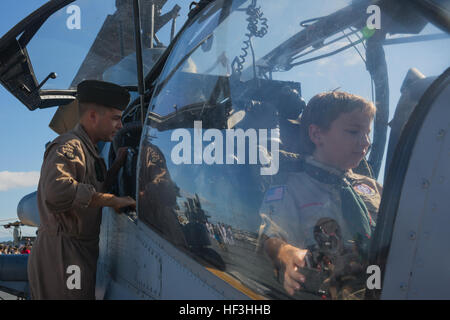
[77,80,130,111]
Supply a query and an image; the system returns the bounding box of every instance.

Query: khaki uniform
[259,156,382,251]
[28,124,107,300]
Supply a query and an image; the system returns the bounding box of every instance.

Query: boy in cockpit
[259,91,382,298]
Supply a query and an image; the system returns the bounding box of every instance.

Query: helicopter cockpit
[133,0,449,299]
[1,0,449,300]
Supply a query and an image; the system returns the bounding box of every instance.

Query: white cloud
[0,171,40,191]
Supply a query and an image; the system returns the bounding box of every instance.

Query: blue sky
[0,0,53,239]
[0,0,449,239]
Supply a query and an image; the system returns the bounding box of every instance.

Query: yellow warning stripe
[205,267,268,300]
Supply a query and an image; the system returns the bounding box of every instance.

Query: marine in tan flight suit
[28,80,136,300]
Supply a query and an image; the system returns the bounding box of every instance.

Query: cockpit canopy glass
[25,0,184,90]
[138,0,449,300]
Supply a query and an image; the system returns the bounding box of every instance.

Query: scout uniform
[259,155,382,261]
[258,156,382,298]
[27,80,130,299]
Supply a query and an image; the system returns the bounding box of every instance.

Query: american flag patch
[265,186,285,202]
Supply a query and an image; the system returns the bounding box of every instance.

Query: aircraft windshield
[154,0,358,116]
[138,0,450,300]
[26,0,183,90]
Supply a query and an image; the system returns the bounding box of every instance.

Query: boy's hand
[278,243,308,296]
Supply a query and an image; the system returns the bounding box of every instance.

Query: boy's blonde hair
[299,91,376,155]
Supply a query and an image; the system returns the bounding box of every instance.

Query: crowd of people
[205,222,235,247]
[0,243,32,255]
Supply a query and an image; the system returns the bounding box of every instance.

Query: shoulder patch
[354,183,376,196]
[60,144,77,160]
[264,186,285,202]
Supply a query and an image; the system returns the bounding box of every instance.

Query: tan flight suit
[259,156,382,252]
[28,123,107,300]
